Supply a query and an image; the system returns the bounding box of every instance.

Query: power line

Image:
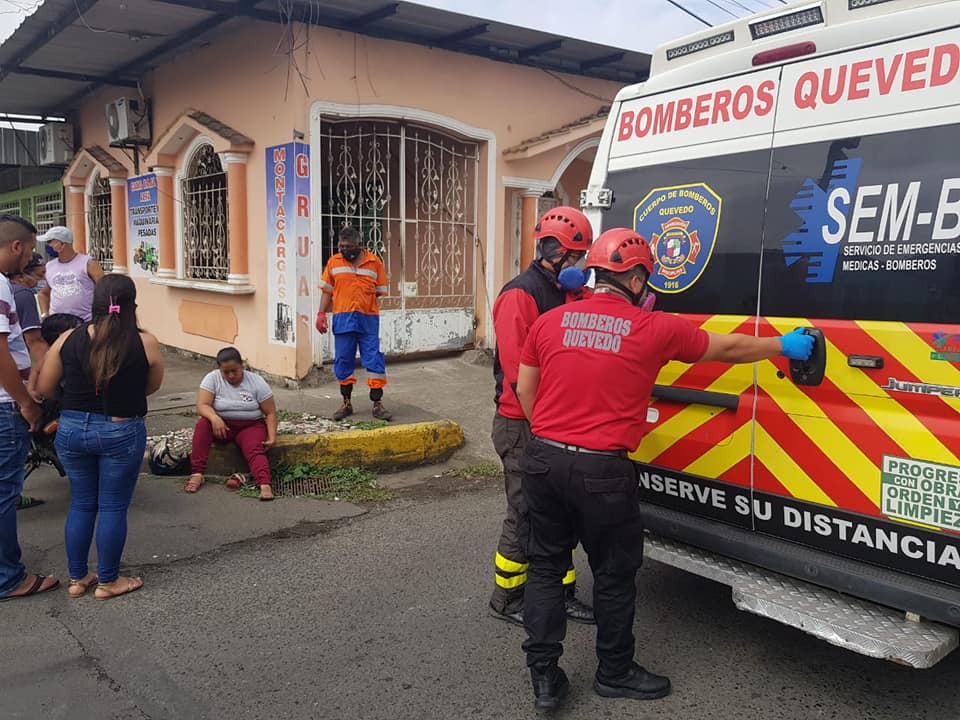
[665,0,714,27]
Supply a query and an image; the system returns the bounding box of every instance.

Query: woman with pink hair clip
[38,274,164,601]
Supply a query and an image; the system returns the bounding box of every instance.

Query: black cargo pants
[521,438,645,679]
[490,414,577,614]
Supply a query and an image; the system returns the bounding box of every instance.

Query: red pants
[191,417,272,487]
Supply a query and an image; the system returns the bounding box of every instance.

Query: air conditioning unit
[37,122,74,166]
[105,97,151,145]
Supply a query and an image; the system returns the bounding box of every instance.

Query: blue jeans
[55,410,147,583]
[0,402,31,597]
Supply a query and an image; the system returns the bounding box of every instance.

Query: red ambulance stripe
[721,455,753,490]
[754,388,876,514]
[816,324,960,454]
[752,456,791,498]
[649,407,753,474]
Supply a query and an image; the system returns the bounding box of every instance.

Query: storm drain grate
[274,475,336,497]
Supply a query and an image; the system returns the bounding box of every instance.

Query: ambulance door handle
[652,385,739,410]
[789,327,826,387]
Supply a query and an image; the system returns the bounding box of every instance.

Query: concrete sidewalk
[146,350,496,466]
[16,351,499,584]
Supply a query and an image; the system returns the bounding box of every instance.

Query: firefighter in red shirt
[514,228,814,711]
[488,207,596,627]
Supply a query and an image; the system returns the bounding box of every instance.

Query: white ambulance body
[585,0,960,667]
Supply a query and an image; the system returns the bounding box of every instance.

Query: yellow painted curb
[273,420,465,470]
[147,420,465,474]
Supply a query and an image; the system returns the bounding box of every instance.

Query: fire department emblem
[633,182,722,294]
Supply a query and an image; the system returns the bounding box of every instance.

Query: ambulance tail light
[752,41,817,67]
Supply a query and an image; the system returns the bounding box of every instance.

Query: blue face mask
[557,266,592,290]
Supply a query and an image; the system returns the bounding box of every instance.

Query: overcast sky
[0,0,784,60]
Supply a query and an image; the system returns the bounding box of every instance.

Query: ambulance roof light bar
[749,4,825,40]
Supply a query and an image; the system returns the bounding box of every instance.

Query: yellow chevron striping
[654,315,752,387]
[858,320,960,412]
[755,363,880,506]
[633,371,752,462]
[683,422,752,478]
[765,317,960,467]
[754,424,836,506]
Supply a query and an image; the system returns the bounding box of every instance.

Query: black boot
[593,662,671,700]
[488,602,524,627]
[564,594,596,625]
[530,663,569,712]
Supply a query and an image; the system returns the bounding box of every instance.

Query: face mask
[557,266,592,290]
[342,247,361,262]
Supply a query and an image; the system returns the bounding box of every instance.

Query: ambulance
[583,0,960,666]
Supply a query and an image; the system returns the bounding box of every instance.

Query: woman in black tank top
[38,274,164,601]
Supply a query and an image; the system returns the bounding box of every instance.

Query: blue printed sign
[127,174,159,277]
[633,182,722,294]
[266,142,310,347]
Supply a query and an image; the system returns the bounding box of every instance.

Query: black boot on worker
[488,602,524,626]
[333,384,353,421]
[530,662,569,712]
[564,591,596,625]
[593,662,671,700]
[370,387,393,420]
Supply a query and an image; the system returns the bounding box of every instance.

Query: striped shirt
[319,250,389,335]
[0,274,31,404]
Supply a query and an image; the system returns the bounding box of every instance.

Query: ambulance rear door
[600,68,781,530]
[756,18,960,588]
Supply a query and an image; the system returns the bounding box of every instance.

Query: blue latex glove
[779,328,815,361]
[558,266,591,290]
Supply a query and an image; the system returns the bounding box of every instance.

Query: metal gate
[87,175,113,271]
[316,118,479,359]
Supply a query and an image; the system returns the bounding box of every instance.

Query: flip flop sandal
[184,476,204,493]
[0,574,60,602]
[67,575,98,599]
[94,577,144,601]
[225,473,248,491]
[259,485,275,502]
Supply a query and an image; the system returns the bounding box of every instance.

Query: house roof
[187,111,254,147]
[503,106,609,156]
[0,0,650,118]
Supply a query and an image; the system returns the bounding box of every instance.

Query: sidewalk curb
[146,420,465,475]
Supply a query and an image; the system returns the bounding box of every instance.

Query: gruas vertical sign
[266,142,310,347]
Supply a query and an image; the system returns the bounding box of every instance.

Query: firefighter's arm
[493,289,540,395]
[699,329,813,363]
[516,363,540,421]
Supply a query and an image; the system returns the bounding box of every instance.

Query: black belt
[533,436,628,458]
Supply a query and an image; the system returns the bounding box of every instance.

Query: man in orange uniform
[515,228,814,711]
[316,227,392,420]
[488,207,596,628]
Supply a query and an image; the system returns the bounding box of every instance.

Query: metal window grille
[87,176,114,271]
[318,119,478,311]
[33,191,64,234]
[0,199,21,215]
[182,144,229,281]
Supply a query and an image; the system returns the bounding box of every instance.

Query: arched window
[87,173,113,271]
[182,143,229,281]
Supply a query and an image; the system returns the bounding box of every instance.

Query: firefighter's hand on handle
[779,328,815,361]
[315,311,329,334]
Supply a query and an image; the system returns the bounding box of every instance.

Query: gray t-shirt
[200,369,273,421]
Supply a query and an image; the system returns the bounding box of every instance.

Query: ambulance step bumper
[645,535,959,668]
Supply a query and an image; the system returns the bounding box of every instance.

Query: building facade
[2,3,643,379]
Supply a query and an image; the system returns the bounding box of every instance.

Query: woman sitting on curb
[185,347,277,501]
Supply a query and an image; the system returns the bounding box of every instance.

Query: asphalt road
[5,473,960,720]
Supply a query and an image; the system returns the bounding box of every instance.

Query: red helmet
[585,228,654,276]
[533,206,593,252]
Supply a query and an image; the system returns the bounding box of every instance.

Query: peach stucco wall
[72,19,621,377]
